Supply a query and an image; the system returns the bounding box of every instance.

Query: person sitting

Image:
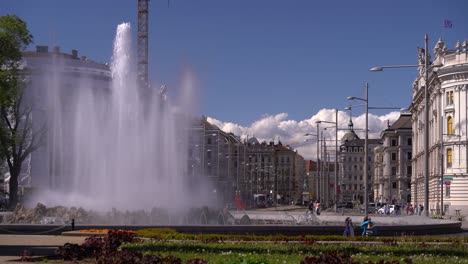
[360,215,376,236]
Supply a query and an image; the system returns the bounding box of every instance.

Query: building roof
[387,114,412,130]
[380,114,412,139]
[340,118,360,142]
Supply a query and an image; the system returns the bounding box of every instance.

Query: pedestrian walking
[315,200,321,215]
[343,217,355,237]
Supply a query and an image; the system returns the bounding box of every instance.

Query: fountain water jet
[26,23,218,216]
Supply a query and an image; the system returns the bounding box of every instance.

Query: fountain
[0,22,463,235]
[19,22,219,222]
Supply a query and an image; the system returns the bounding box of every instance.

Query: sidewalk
[0,235,86,263]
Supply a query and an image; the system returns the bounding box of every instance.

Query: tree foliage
[0,15,43,209]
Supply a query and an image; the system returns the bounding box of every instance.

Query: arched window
[447,116,453,135]
[447,148,452,168]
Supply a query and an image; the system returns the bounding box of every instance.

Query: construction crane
[137,0,149,89]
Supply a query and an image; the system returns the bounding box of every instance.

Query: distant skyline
[2,0,468,159]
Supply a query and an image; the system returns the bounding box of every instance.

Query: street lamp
[316,109,339,212]
[370,35,443,217]
[305,132,320,202]
[347,82,402,215]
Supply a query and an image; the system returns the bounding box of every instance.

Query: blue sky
[2,0,468,158]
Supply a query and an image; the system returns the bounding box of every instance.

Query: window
[391,152,397,161]
[392,182,397,189]
[445,185,450,198]
[391,139,397,146]
[391,167,397,175]
[447,148,452,168]
[354,184,357,190]
[447,91,454,105]
[407,166,412,176]
[407,138,412,146]
[359,175,363,180]
[447,116,453,135]
[207,138,212,144]
[360,157,363,162]
[407,152,412,160]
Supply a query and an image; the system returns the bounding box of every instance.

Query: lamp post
[370,35,443,217]
[347,84,369,215]
[316,109,339,211]
[347,82,402,215]
[305,129,320,202]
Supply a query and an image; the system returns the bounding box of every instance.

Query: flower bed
[54,229,468,264]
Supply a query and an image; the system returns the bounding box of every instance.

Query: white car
[377,205,395,214]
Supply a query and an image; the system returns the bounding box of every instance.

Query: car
[377,204,395,214]
[345,202,354,209]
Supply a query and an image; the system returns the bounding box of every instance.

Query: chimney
[36,46,49,53]
[71,49,78,58]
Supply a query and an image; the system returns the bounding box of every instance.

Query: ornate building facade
[411,39,468,215]
[374,114,412,204]
[339,119,381,203]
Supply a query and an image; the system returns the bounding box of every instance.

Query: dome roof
[341,129,360,142]
[341,117,360,142]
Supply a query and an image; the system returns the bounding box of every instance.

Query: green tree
[0,15,44,209]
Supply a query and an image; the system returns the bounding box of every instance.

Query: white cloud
[207,109,402,160]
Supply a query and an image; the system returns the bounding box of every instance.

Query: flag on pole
[444,19,453,28]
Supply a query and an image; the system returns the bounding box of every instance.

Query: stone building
[339,119,381,203]
[411,38,468,215]
[7,46,111,197]
[189,117,306,208]
[374,113,412,204]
